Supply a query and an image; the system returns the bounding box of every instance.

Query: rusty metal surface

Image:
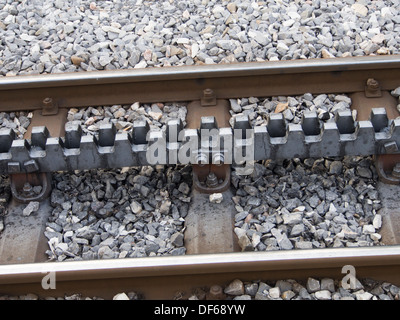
[1,55,400,111]
[10,172,52,203]
[350,85,400,184]
[184,189,240,255]
[192,165,231,194]
[377,183,400,245]
[186,99,231,130]
[0,198,52,265]
[0,246,399,299]
[186,98,232,193]
[24,108,68,139]
[350,92,398,122]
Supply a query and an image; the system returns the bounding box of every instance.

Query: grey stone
[170,232,184,246]
[306,278,321,293]
[245,283,258,296]
[224,279,244,296]
[290,224,305,236]
[178,182,190,195]
[230,99,242,113]
[233,295,251,300]
[281,290,296,300]
[321,278,336,293]
[271,228,293,250]
[276,280,293,293]
[145,242,160,255]
[357,167,372,179]
[23,201,40,216]
[98,246,115,259]
[282,212,303,225]
[295,241,313,249]
[315,290,332,300]
[391,87,400,98]
[329,161,343,175]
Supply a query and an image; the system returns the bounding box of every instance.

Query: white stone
[352,3,368,17]
[227,2,237,13]
[315,290,332,300]
[293,206,306,212]
[381,7,393,18]
[329,203,337,213]
[371,34,385,44]
[134,60,147,69]
[277,42,289,53]
[191,43,199,58]
[373,214,382,229]
[20,34,35,42]
[130,200,142,214]
[101,26,121,34]
[370,233,381,241]
[355,291,373,300]
[251,233,261,247]
[362,224,375,234]
[176,38,190,44]
[182,9,190,19]
[148,104,163,121]
[64,22,75,34]
[234,227,246,238]
[282,19,295,27]
[248,30,269,46]
[209,193,223,204]
[56,242,68,252]
[113,293,130,300]
[269,287,280,299]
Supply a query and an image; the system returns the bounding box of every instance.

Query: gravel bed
[45,165,191,261]
[1,277,398,300]
[229,93,352,127]
[0,0,399,76]
[0,291,141,300]
[186,277,400,300]
[66,102,187,135]
[0,111,31,139]
[232,156,383,251]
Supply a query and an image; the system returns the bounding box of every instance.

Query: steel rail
[1,55,400,111]
[0,246,399,299]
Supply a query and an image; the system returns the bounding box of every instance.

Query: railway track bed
[0,55,400,300]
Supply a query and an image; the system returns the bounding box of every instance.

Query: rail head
[0,55,400,90]
[1,246,399,284]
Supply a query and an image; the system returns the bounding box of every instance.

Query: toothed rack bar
[0,107,399,173]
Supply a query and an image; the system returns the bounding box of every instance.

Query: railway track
[0,55,400,301]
